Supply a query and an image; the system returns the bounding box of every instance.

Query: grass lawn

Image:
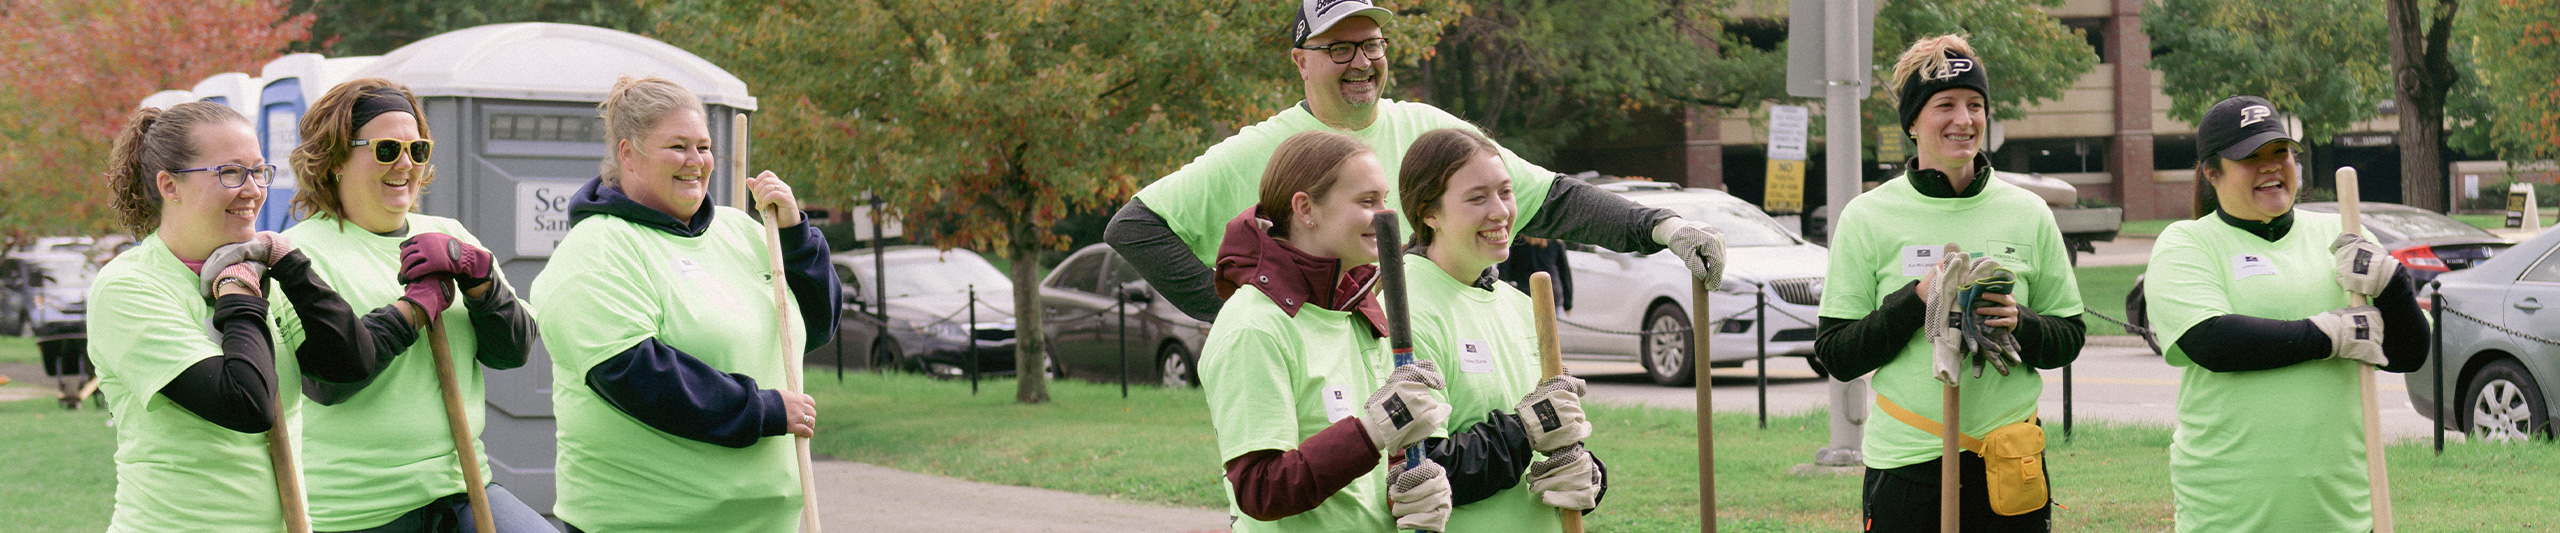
[2121,218,2178,238]
[2075,264,2146,337]
[0,335,38,365]
[10,372,2554,531]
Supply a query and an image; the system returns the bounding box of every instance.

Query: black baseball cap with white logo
[1290,0,1392,47]
[2198,95,2297,161]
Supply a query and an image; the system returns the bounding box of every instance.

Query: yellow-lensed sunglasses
[351,138,433,165]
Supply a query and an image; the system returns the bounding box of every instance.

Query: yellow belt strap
[1875,393,1985,454]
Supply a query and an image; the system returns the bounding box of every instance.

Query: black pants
[1862,450,2052,532]
[39,337,88,377]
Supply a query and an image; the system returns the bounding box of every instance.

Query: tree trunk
[2387,0,2462,212]
[1010,242,1051,404]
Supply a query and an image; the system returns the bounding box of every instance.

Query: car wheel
[871,339,907,373]
[1640,302,1696,387]
[1159,343,1198,388]
[2464,359,2552,442]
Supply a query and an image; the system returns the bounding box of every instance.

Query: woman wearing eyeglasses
[274,79,549,533]
[89,101,378,531]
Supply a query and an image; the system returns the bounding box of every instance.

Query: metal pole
[1756,287,1767,429]
[2063,363,2074,440]
[1119,296,1130,398]
[969,284,979,395]
[873,196,888,375]
[2432,283,2444,455]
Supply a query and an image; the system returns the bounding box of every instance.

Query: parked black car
[1038,244,1210,388]
[811,246,1019,378]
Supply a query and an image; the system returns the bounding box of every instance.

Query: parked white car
[1555,181,1829,386]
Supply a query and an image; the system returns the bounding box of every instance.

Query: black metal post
[2432,283,2444,455]
[873,196,887,376]
[968,284,979,395]
[2064,364,2074,441]
[1119,297,1130,398]
[1755,287,1767,429]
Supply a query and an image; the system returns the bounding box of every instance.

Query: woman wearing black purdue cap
[2143,95,2426,532]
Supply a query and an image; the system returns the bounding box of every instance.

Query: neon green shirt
[1400,255,1561,532]
[88,234,306,532]
[1202,285,1395,533]
[1815,174,2084,469]
[278,214,510,530]
[2148,211,2371,532]
[1130,100,1556,266]
[532,205,804,533]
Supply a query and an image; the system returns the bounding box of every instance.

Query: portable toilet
[255,54,383,232]
[190,72,264,123]
[349,22,756,516]
[139,90,197,110]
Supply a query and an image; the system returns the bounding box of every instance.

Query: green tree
[0,0,313,245]
[1402,0,1749,162]
[2145,0,2391,141]
[2458,0,2560,161]
[652,0,1458,403]
[288,0,647,56]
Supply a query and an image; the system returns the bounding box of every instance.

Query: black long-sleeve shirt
[304,278,539,405]
[1813,281,2089,382]
[164,251,377,431]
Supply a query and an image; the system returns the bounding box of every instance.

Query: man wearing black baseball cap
[2145,94,2430,532]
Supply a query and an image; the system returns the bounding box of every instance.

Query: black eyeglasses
[1296,38,1389,64]
[352,138,433,165]
[169,164,276,189]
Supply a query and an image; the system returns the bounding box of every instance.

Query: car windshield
[1634,194,1800,247]
[29,257,93,288]
[879,251,1013,299]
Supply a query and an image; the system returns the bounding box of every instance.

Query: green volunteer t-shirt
[1400,255,1562,532]
[2148,211,2371,532]
[1203,285,1395,533]
[277,214,513,530]
[1815,174,2084,470]
[532,205,805,533]
[88,234,306,532]
[1130,100,1557,266]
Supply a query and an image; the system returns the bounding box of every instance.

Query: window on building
[2155,135,2200,171]
[2062,17,2109,64]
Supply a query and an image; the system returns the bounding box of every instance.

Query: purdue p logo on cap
[2239,105,2273,126]
[1927,58,1976,81]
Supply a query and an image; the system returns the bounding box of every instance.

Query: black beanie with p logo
[1895,49,1991,137]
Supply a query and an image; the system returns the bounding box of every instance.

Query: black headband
[1896,49,1991,137]
[350,87,416,133]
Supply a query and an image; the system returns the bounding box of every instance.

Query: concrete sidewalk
[814,460,1233,532]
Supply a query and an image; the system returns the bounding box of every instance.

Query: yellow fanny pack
[1876,394,2049,516]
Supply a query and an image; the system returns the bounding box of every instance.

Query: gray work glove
[1512,375,1591,453]
[2331,233,2397,300]
[1920,244,1972,384]
[2309,306,2388,367]
[1653,217,1728,286]
[1363,360,1451,454]
[198,241,270,300]
[1388,457,1453,531]
[1527,444,1604,510]
[1957,258,2022,378]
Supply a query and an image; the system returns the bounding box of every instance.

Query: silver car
[1557,181,1829,386]
[2409,226,2560,441]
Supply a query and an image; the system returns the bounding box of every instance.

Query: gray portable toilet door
[256,79,307,232]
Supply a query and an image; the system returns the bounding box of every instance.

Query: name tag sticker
[1902,245,1943,277]
[1322,385,1355,422]
[1458,340,1495,373]
[671,257,712,280]
[2231,254,2278,280]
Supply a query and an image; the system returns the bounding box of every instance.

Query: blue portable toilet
[349,22,757,518]
[190,72,280,228]
[255,54,382,232]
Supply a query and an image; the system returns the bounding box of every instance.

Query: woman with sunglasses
[89,101,378,531]
[275,79,549,533]
[530,76,839,532]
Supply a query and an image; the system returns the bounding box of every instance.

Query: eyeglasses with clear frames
[1295,38,1389,65]
[169,164,277,189]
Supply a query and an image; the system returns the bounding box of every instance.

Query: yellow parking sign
[1766,159,1805,214]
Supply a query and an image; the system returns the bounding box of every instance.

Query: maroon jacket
[1212,207,1392,521]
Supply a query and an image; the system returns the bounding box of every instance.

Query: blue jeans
[323,484,557,533]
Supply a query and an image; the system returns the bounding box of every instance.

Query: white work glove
[1653,217,1727,286]
[1363,360,1451,454]
[2331,233,2397,300]
[1527,444,1605,510]
[1388,457,1453,531]
[198,241,270,299]
[2309,306,2388,367]
[1512,375,1591,453]
[1919,244,1972,384]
